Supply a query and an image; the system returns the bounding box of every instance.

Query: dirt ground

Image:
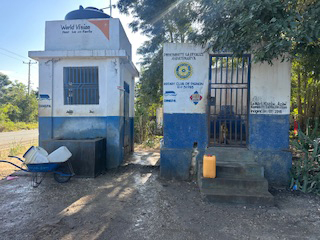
[0,155,25,179]
[0,151,320,240]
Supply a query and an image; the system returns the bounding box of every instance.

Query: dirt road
[0,129,38,150]
[0,151,319,240]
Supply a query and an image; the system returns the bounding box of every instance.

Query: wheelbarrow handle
[8,156,24,163]
[0,160,28,172]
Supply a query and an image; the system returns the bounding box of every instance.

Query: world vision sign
[59,20,110,40]
[45,19,115,51]
[88,20,110,40]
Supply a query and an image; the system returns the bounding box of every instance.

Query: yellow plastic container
[203,154,216,178]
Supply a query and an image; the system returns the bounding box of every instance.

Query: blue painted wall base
[39,116,127,170]
[161,113,208,180]
[249,114,290,150]
[253,150,292,185]
[160,148,193,180]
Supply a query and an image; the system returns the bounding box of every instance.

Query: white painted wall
[38,58,126,117]
[163,43,291,116]
[250,59,291,115]
[45,19,131,59]
[120,61,135,118]
[32,17,138,119]
[38,59,53,117]
[163,43,209,114]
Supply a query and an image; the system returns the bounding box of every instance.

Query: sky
[0,0,148,90]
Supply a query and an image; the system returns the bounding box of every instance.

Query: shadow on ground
[0,151,320,240]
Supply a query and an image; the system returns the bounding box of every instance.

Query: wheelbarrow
[0,146,75,187]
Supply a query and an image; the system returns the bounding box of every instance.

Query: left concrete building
[29,6,139,169]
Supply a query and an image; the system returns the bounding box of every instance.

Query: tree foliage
[192,0,319,63]
[118,1,199,143]
[117,0,320,141]
[0,73,38,126]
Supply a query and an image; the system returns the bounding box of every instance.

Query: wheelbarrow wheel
[54,165,72,183]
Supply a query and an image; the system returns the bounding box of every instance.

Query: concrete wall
[37,57,134,169]
[30,17,138,169]
[249,60,292,184]
[161,43,209,180]
[162,43,292,184]
[45,19,132,60]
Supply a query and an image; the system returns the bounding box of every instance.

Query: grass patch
[0,122,38,132]
[0,140,38,159]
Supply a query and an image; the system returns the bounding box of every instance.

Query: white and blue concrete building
[161,43,291,185]
[29,7,138,169]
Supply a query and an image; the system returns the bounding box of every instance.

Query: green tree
[117,0,320,140]
[0,73,12,105]
[118,1,198,142]
[192,0,319,64]
[0,73,38,124]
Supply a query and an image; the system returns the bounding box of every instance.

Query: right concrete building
[161,43,291,200]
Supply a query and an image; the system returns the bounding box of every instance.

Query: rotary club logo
[175,62,192,80]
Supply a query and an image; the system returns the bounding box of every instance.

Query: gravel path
[0,152,319,240]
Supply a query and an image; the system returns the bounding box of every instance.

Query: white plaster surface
[45,19,131,60]
[163,43,209,114]
[163,43,291,115]
[30,18,138,119]
[250,59,291,115]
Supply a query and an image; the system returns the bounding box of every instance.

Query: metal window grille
[64,67,99,105]
[209,54,251,147]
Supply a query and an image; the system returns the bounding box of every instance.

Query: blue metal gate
[209,54,251,147]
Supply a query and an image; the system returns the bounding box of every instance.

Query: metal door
[209,54,251,147]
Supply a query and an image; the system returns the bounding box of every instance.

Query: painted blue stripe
[38,116,127,169]
[163,113,208,149]
[248,114,290,150]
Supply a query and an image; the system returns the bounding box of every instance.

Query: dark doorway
[209,54,251,147]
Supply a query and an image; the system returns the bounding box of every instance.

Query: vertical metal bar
[220,57,223,84]
[247,56,251,145]
[240,88,243,145]
[236,57,239,83]
[215,57,218,83]
[242,57,245,83]
[220,88,222,117]
[231,57,234,84]
[214,119,216,145]
[96,67,99,104]
[226,56,228,84]
[208,57,212,145]
[224,58,228,145]
[214,88,217,115]
[218,120,221,145]
[230,88,232,144]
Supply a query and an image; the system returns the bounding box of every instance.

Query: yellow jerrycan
[203,154,216,178]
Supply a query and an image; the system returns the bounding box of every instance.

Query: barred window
[64,67,99,105]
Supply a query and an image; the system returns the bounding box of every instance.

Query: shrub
[290,120,320,194]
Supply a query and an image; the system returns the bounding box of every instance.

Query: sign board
[163,43,209,114]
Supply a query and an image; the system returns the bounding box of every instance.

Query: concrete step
[205,147,255,163]
[216,162,264,178]
[201,188,274,205]
[200,177,269,193]
[197,153,273,205]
